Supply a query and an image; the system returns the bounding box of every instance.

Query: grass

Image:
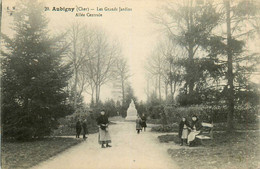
[158,131,260,169]
[1,137,83,169]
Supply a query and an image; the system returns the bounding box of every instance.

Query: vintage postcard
[1,0,260,169]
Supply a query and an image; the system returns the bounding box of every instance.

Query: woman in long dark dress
[82,119,88,140]
[187,115,202,146]
[140,113,147,131]
[178,117,190,146]
[96,111,112,148]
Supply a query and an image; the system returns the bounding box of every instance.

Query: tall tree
[222,0,259,131]
[190,0,259,130]
[66,23,94,110]
[84,30,119,104]
[158,39,183,103]
[1,0,72,140]
[152,0,221,103]
[146,47,166,101]
[115,57,131,105]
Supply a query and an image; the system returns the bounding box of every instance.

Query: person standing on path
[178,117,190,146]
[82,119,88,140]
[96,111,112,148]
[76,119,82,138]
[136,115,142,134]
[140,113,147,131]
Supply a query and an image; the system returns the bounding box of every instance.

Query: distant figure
[76,119,81,138]
[82,119,88,140]
[187,115,202,146]
[96,111,112,148]
[178,117,190,146]
[140,113,147,131]
[136,115,142,134]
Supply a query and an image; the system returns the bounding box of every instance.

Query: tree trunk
[187,0,195,97]
[225,0,234,132]
[146,78,150,102]
[91,84,95,105]
[173,81,177,103]
[188,45,195,96]
[97,85,101,104]
[170,80,174,103]
[95,83,99,104]
[155,77,158,98]
[122,79,125,105]
[73,67,78,110]
[165,81,168,100]
[96,52,100,105]
[158,75,162,101]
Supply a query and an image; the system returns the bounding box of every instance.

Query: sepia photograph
[1,0,260,168]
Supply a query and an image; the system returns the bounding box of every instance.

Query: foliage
[151,123,179,133]
[147,105,164,119]
[135,101,148,116]
[103,99,119,117]
[150,0,260,132]
[1,0,72,140]
[52,113,99,136]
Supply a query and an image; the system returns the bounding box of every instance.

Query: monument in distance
[125,99,138,121]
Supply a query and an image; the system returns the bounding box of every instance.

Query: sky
[1,0,260,103]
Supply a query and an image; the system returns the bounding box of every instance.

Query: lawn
[1,137,83,169]
[158,131,260,169]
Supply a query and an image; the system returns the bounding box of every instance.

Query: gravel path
[31,121,179,169]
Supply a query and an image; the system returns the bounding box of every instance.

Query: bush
[164,105,210,123]
[146,118,162,124]
[234,104,259,123]
[52,111,99,136]
[147,105,164,119]
[151,123,179,133]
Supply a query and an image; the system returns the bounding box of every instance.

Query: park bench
[195,122,214,144]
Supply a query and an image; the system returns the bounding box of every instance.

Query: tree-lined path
[31,122,179,169]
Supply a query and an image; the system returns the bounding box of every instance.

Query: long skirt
[98,128,111,144]
[187,130,200,143]
[181,128,189,139]
[136,123,142,130]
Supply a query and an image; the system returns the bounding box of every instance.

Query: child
[178,117,190,146]
[136,115,142,134]
[75,119,81,138]
[140,113,147,131]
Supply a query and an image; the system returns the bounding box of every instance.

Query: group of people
[75,119,88,140]
[75,111,112,148]
[136,113,147,134]
[92,110,148,148]
[76,111,204,148]
[179,115,202,146]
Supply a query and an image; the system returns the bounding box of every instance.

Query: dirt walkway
[31,121,179,169]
